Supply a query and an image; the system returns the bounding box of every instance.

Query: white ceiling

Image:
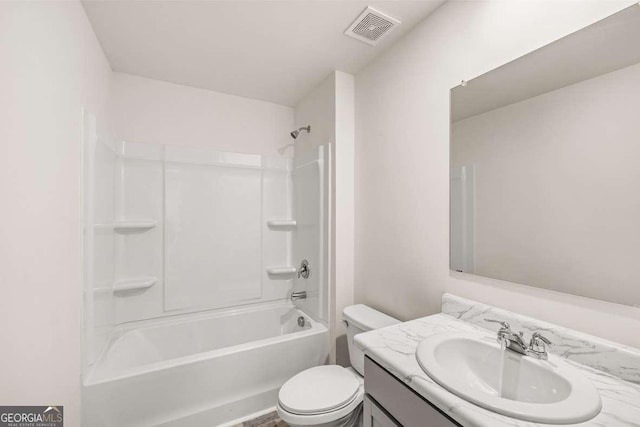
[82,0,444,107]
[452,4,640,122]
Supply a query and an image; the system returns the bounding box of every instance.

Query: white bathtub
[83,302,329,427]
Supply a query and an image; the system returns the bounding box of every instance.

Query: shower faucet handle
[297,260,310,279]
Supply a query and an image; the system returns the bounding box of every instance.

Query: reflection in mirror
[450,5,640,307]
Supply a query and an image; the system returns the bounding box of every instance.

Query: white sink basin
[416,333,601,424]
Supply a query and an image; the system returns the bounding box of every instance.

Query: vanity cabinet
[363,395,401,427]
[363,356,461,427]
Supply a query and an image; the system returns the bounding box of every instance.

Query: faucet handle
[529,332,551,359]
[484,318,510,330]
[530,331,551,346]
[297,260,310,279]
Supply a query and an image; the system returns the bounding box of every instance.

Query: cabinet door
[363,395,401,427]
[364,357,461,427]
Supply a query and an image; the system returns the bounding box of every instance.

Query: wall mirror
[450,4,640,308]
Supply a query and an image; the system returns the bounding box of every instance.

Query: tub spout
[291,291,307,301]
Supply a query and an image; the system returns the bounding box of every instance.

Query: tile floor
[231,411,289,427]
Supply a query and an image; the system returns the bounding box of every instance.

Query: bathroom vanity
[363,357,459,427]
[356,294,640,427]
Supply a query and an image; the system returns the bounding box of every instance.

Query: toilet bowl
[277,305,399,427]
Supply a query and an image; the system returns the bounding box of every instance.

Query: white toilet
[277,305,400,427]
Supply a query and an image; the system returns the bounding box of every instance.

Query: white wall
[333,72,355,366]
[293,74,336,154]
[0,2,112,425]
[294,71,355,364]
[109,73,294,156]
[355,0,640,348]
[452,62,640,307]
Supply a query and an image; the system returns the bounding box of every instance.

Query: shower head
[290,125,311,139]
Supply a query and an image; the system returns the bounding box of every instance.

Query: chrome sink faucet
[485,319,528,354]
[485,319,551,360]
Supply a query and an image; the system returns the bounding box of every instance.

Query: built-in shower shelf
[113,221,156,231]
[95,221,157,231]
[266,220,297,230]
[113,277,157,293]
[266,266,297,278]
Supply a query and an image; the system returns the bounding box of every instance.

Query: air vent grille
[345,7,400,46]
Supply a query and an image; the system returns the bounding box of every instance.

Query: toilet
[277,305,400,427]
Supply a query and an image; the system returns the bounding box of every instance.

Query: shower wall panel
[114,151,164,322]
[292,145,330,323]
[261,161,294,300]
[83,112,118,368]
[109,143,293,324]
[164,161,263,311]
[84,136,298,368]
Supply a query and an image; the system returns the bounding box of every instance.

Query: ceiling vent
[344,6,401,46]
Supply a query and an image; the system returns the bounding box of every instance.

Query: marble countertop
[355,307,640,426]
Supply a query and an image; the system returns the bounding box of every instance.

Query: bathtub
[83,302,329,427]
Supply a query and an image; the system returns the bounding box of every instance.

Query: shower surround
[82,113,330,426]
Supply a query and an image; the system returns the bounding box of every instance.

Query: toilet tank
[342,305,400,375]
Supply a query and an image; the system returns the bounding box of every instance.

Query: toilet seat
[279,365,360,415]
[277,366,364,425]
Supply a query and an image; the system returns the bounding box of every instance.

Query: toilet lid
[278,366,360,415]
